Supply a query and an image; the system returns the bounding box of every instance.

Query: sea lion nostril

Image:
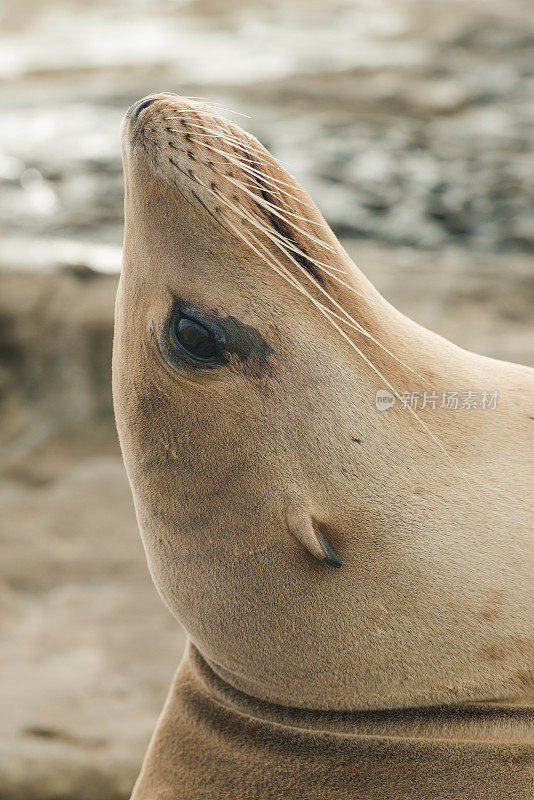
[130,97,158,123]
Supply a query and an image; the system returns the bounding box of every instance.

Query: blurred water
[0,0,533,271]
[0,0,421,81]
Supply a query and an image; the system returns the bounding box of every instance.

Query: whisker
[219,212,321,303]
[208,166,293,213]
[181,123,277,163]
[195,162,373,291]
[224,202,351,278]
[175,133,283,174]
[199,142,320,210]
[230,201,420,376]
[168,127,278,172]
[199,135,309,193]
[257,229,351,275]
[219,207,439,459]
[232,178,330,229]
[189,139,336,251]
[191,126,274,163]
[176,130,275,169]
[163,112,234,124]
[161,110,476,491]
[168,130,419,377]
[200,179,364,321]
[197,159,382,303]
[181,121,292,167]
[192,179,385,357]
[316,303,424,374]
[180,97,252,117]
[319,307,471,487]
[168,139,373,309]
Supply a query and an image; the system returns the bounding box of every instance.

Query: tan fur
[113,94,534,798]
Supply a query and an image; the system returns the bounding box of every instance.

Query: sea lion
[113,93,534,799]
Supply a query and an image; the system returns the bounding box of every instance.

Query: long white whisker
[171,129,277,172]
[202,137,309,193]
[164,117,476,492]
[181,124,279,164]
[199,182,407,374]
[219,213,325,306]
[316,264,383,302]
[197,176,338,292]
[207,160,309,214]
[219,208,448,472]
[180,127,316,206]
[224,195,378,304]
[204,165,329,230]
[180,173,390,368]
[219,155,311,199]
[319,308,473,487]
[163,112,235,124]
[203,147,321,210]
[208,181,369,323]
[180,98,251,117]
[263,231,351,275]
[233,206,353,278]
[171,128,275,169]
[170,141,417,375]
[182,121,292,167]
[231,201,421,377]
[204,164,363,282]
[315,302,424,374]
[191,173,341,299]
[214,180,378,302]
[189,139,336,252]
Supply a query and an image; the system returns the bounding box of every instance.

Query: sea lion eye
[171,316,217,360]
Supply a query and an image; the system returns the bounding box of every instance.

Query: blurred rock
[0,268,117,464]
[402,80,469,114]
[0,0,533,257]
[0,457,186,800]
[0,270,187,799]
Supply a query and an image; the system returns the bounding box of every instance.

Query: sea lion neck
[131,641,534,800]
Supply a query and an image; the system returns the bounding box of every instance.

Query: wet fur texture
[114,94,534,798]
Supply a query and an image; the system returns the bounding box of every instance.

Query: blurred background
[1,0,533,797]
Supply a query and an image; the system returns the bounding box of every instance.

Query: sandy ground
[0,271,183,799]
[0,0,533,796]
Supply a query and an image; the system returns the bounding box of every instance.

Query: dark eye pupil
[175,317,216,359]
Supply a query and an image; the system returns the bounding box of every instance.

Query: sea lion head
[114,94,534,710]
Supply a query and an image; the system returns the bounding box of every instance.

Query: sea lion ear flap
[285,506,342,568]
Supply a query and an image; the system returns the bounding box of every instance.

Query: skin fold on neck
[131,641,534,800]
